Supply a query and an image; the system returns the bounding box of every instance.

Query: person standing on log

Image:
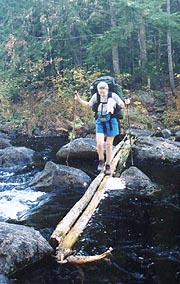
[75,81,129,175]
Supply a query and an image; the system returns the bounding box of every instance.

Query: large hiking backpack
[90,76,124,119]
[90,75,124,99]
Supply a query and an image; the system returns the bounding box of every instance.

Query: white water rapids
[0,171,46,221]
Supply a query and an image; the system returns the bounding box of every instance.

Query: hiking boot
[97,160,104,171]
[105,164,111,175]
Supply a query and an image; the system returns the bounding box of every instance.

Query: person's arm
[113,93,125,108]
[74,91,90,108]
[119,97,125,109]
[113,93,131,109]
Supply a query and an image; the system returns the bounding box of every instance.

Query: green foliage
[162,95,180,127]
[54,67,106,99]
[127,100,153,130]
[0,0,179,134]
[0,0,179,91]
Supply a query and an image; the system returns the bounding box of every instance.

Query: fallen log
[57,139,132,250]
[50,137,126,248]
[50,136,135,264]
[50,171,105,247]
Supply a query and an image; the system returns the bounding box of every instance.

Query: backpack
[90,76,124,99]
[90,76,124,120]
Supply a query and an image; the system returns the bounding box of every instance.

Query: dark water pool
[1,136,180,284]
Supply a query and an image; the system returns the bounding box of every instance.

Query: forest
[0,0,179,135]
[0,2,180,282]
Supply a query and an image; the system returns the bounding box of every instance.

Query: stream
[0,135,180,284]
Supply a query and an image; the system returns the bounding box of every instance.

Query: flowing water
[0,136,180,284]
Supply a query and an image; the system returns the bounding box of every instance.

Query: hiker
[75,81,129,175]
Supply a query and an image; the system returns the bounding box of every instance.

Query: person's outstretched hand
[74,90,80,100]
[124,97,131,106]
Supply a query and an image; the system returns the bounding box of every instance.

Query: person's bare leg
[96,133,104,160]
[96,133,105,170]
[105,136,115,175]
[106,136,115,165]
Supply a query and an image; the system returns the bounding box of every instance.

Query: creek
[0,135,180,284]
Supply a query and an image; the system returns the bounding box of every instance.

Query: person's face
[98,87,107,96]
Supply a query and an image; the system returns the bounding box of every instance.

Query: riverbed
[1,135,180,284]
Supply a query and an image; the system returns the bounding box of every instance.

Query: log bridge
[50,135,134,264]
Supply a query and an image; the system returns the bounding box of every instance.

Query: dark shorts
[96,117,119,136]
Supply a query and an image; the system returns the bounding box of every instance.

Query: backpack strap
[108,92,112,99]
[92,92,113,118]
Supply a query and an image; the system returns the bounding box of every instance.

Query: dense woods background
[0,0,179,135]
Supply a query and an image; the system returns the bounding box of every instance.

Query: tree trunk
[167,0,176,94]
[109,0,120,75]
[137,20,147,69]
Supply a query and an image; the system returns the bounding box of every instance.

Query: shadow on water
[1,136,180,284]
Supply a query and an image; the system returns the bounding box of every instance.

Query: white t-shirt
[89,92,122,113]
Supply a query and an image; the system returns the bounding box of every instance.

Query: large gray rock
[0,222,53,277]
[175,130,180,142]
[0,123,14,135]
[121,166,152,190]
[30,161,91,191]
[56,138,98,160]
[137,90,155,106]
[154,128,172,139]
[0,138,11,149]
[129,128,153,138]
[0,146,43,169]
[132,137,180,165]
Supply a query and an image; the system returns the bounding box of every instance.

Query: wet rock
[132,137,180,165]
[0,222,53,277]
[0,146,43,169]
[0,132,10,139]
[0,138,11,149]
[161,129,171,139]
[175,130,180,142]
[17,183,86,227]
[56,138,97,160]
[30,161,91,191]
[121,166,152,190]
[0,274,13,284]
[153,128,172,138]
[0,123,14,135]
[129,128,153,138]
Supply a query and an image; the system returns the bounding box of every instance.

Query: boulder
[129,128,153,138]
[137,90,155,107]
[175,130,180,142]
[132,137,180,165]
[154,128,172,139]
[161,128,171,139]
[30,161,91,191]
[0,123,14,135]
[0,222,53,277]
[120,166,153,190]
[56,138,98,160]
[0,138,11,149]
[0,146,43,169]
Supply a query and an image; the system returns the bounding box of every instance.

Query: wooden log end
[50,235,63,249]
[56,247,113,265]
